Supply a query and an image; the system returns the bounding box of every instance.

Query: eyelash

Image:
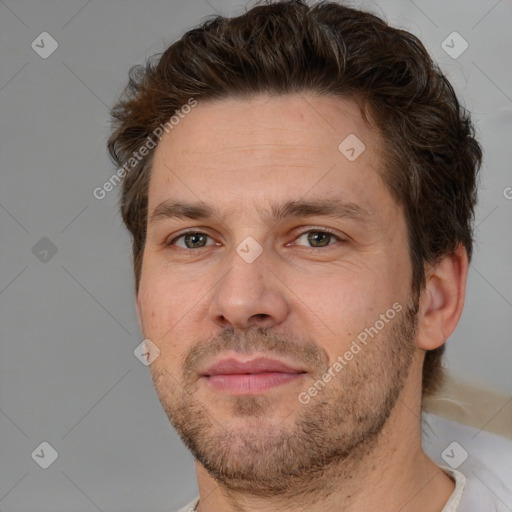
[165,228,344,251]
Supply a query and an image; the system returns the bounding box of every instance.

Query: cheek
[285,264,405,358]
[138,265,193,344]
[286,274,370,349]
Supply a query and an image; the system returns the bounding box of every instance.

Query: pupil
[186,233,205,248]
[308,231,329,247]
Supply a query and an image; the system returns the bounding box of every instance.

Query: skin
[135,93,468,512]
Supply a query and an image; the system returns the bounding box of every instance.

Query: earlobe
[416,245,469,351]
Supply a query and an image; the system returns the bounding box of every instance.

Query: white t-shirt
[175,465,509,512]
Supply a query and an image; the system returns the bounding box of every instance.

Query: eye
[165,228,344,251]
[167,231,216,249]
[293,229,342,248]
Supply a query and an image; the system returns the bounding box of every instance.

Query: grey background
[1,0,511,510]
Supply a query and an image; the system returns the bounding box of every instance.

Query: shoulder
[456,466,511,511]
[424,413,512,512]
[174,496,199,512]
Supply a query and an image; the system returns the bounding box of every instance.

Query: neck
[194,369,454,512]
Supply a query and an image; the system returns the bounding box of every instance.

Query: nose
[208,245,289,331]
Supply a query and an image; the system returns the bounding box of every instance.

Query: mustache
[182,326,329,377]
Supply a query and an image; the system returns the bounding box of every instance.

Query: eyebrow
[149,197,372,226]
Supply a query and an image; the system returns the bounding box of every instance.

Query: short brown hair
[107,0,482,398]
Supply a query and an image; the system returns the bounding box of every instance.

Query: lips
[203,357,305,376]
[201,356,307,394]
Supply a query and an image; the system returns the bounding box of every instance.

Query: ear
[416,244,469,350]
[135,292,144,336]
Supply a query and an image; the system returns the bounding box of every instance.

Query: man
[107,1,495,510]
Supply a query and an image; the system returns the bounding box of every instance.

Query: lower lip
[205,372,305,394]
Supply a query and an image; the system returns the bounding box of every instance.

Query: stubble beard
[150,300,418,499]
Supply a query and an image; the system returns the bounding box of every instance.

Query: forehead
[149,93,391,218]
[154,93,378,160]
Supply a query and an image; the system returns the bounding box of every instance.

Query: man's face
[137,94,419,492]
